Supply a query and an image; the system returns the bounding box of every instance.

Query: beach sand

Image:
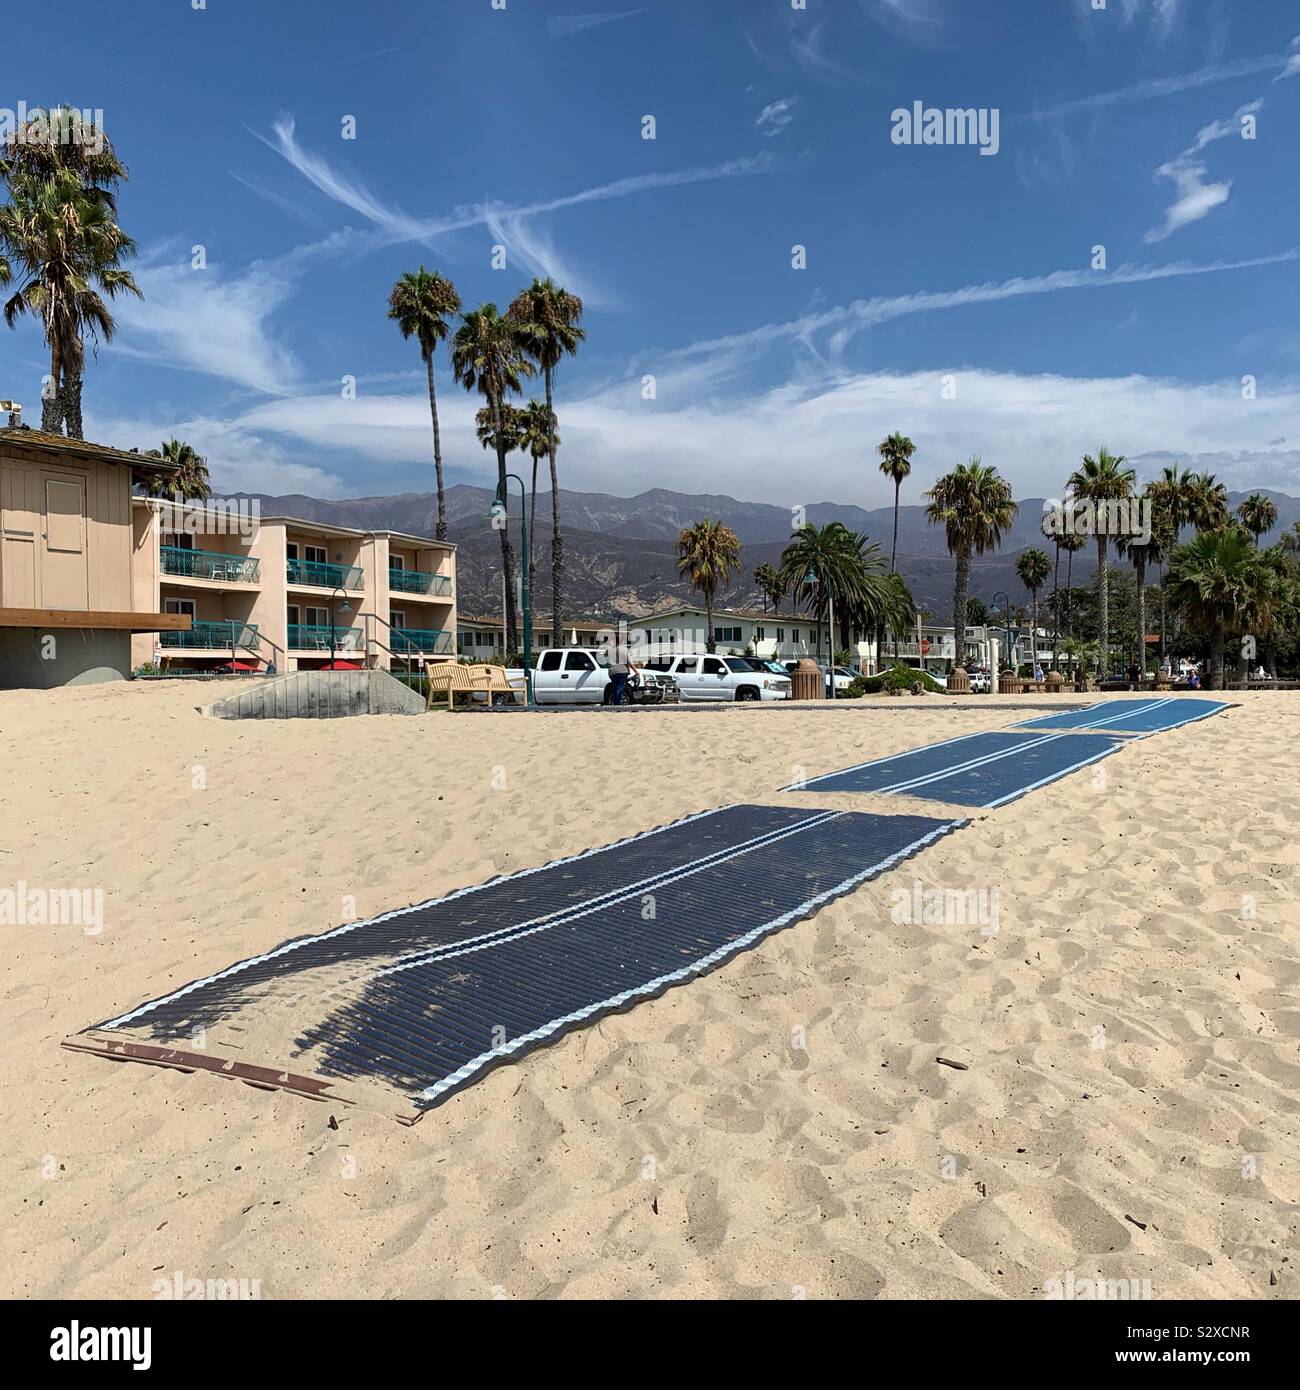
[1,681,1296,1300]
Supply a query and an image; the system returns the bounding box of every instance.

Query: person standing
[608,631,637,706]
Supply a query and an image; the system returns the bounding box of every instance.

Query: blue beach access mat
[1011,696,1233,735]
[64,804,963,1122]
[791,729,1126,808]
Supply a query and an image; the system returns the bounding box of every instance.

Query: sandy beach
[1,681,1297,1300]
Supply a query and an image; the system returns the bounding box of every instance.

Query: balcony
[288,623,364,651]
[161,546,260,584]
[391,627,453,655]
[388,567,452,596]
[286,558,364,590]
[161,621,259,650]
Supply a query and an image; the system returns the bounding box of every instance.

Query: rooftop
[1,427,178,475]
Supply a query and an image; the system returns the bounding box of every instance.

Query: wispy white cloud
[1153,0,1183,41]
[1276,36,1300,82]
[1144,99,1263,243]
[755,96,800,137]
[662,250,1300,361]
[111,246,304,395]
[858,0,946,43]
[788,22,855,83]
[547,9,646,40]
[481,203,607,307]
[1019,51,1290,122]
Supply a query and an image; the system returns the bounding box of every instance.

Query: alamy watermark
[1042,496,1152,544]
[0,103,104,154]
[152,497,261,544]
[0,882,103,934]
[891,102,1000,156]
[1044,1269,1154,1301]
[890,880,1000,935]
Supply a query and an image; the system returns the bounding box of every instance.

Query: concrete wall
[201,669,425,719]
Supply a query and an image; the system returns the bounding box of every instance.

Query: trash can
[790,658,824,700]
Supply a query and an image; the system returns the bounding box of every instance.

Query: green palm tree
[1186,471,1230,534]
[1,110,141,437]
[877,431,915,659]
[1056,528,1087,659]
[752,562,784,614]
[507,278,585,643]
[924,457,1018,674]
[676,520,741,652]
[387,267,460,542]
[1237,492,1278,546]
[1166,529,1278,689]
[1068,447,1135,674]
[1115,490,1174,675]
[518,400,559,604]
[451,303,535,651]
[140,438,211,501]
[1151,464,1194,543]
[1015,547,1052,672]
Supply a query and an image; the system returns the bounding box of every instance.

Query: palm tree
[0,110,141,437]
[139,438,211,500]
[507,278,585,645]
[1166,529,1278,689]
[753,562,784,614]
[451,304,534,652]
[518,400,558,603]
[923,457,1018,675]
[1057,530,1087,651]
[1237,493,1278,546]
[676,520,741,652]
[1015,547,1052,672]
[387,268,460,542]
[778,522,915,665]
[1040,511,1063,669]
[1068,447,1135,675]
[1115,490,1173,676]
[1151,464,1194,543]
[1186,471,1230,534]
[876,431,915,659]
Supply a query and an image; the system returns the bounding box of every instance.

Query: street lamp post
[991,589,1012,675]
[491,473,533,707]
[329,586,352,670]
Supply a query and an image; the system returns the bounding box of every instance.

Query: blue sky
[6,0,1299,505]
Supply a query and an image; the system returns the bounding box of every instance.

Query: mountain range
[239,484,1300,620]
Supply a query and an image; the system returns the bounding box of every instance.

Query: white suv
[528,648,679,705]
[642,654,791,702]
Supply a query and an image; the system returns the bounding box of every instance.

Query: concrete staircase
[200,669,425,719]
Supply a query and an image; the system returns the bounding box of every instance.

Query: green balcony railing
[287,623,364,651]
[160,621,259,650]
[161,546,260,583]
[388,568,452,596]
[391,627,453,655]
[286,558,364,590]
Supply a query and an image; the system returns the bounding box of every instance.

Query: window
[540,651,563,671]
[643,657,671,671]
[390,555,405,571]
[791,629,800,643]
[676,657,698,673]
[702,657,725,675]
[164,598,196,617]
[305,545,327,566]
[723,658,754,672]
[565,651,595,671]
[755,627,765,641]
[306,607,328,626]
[715,626,741,644]
[287,605,300,626]
[777,628,785,642]
[390,609,406,629]
[162,532,194,551]
[286,542,299,561]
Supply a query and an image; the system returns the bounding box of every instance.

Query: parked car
[780,661,861,695]
[506,649,679,705]
[968,669,991,694]
[643,653,791,701]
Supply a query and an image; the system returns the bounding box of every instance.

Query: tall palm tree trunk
[1066,548,1074,637]
[545,366,564,643]
[425,352,447,542]
[952,546,971,669]
[888,480,901,660]
[63,370,84,439]
[1095,536,1109,674]
[529,453,539,620]
[1209,626,1225,691]
[1134,557,1147,674]
[1030,590,1039,670]
[705,590,715,653]
[491,390,519,652]
[1050,541,1061,670]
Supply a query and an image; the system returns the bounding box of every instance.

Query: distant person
[1033,662,1044,683]
[608,634,637,706]
[1127,661,1140,690]
[1187,668,1201,690]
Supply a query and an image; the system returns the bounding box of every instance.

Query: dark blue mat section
[1012,697,1232,734]
[794,730,1125,807]
[82,804,963,1117]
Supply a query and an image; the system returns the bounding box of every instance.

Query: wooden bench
[425,662,524,711]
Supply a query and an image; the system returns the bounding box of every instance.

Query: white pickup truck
[518,648,680,705]
[642,654,791,702]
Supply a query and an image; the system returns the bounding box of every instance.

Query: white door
[673,656,702,700]
[563,649,601,702]
[535,650,563,704]
[700,655,730,700]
